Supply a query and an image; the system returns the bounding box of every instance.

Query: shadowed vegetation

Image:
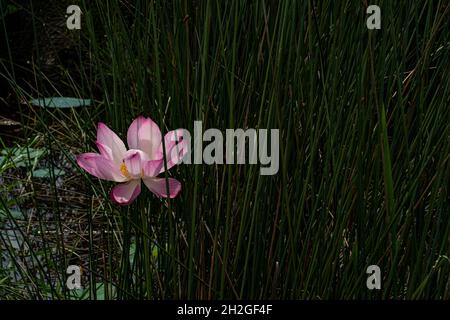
[0,0,448,299]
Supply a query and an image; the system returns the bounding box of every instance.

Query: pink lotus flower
[76,116,187,205]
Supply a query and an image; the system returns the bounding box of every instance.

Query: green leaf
[68,283,115,300]
[95,283,106,300]
[30,97,91,108]
[0,147,46,168]
[0,209,24,221]
[129,242,136,265]
[69,288,89,300]
[152,244,159,259]
[32,168,65,178]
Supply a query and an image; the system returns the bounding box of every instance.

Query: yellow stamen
[120,162,130,178]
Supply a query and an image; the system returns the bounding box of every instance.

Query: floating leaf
[69,288,88,300]
[69,283,115,300]
[32,168,65,178]
[0,147,46,168]
[95,283,106,300]
[0,209,24,221]
[31,97,91,108]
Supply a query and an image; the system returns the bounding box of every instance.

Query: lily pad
[0,147,46,168]
[31,97,91,108]
[0,209,24,221]
[69,283,115,300]
[32,168,65,178]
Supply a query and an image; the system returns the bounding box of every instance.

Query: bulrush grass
[0,0,448,299]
